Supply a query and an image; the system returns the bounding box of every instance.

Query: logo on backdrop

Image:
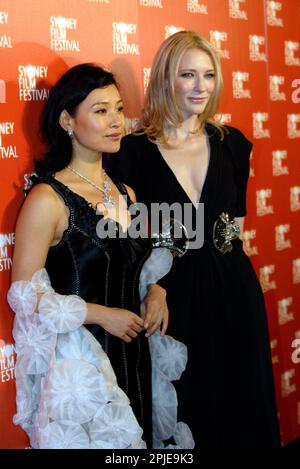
[112,22,140,55]
[232,72,251,99]
[0,10,12,48]
[140,0,163,8]
[125,117,140,135]
[292,79,300,103]
[290,186,300,212]
[249,35,266,61]
[253,112,270,138]
[256,189,273,216]
[285,41,300,66]
[215,113,232,124]
[24,172,35,192]
[249,151,254,177]
[269,76,286,101]
[242,229,258,256]
[0,341,16,383]
[0,232,14,271]
[0,79,6,103]
[50,16,80,52]
[271,339,279,364]
[275,224,291,251]
[165,26,185,38]
[278,297,294,325]
[210,31,229,59]
[187,0,208,14]
[287,114,300,138]
[272,150,289,176]
[18,65,49,101]
[294,337,300,365]
[0,122,19,159]
[281,369,297,397]
[260,264,276,292]
[143,67,151,94]
[267,1,283,27]
[293,259,300,284]
[229,0,247,20]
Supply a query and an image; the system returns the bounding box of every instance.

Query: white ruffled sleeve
[38,292,86,333]
[8,268,145,449]
[149,333,194,449]
[139,249,195,449]
[139,247,173,300]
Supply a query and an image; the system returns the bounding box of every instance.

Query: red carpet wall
[0,0,299,448]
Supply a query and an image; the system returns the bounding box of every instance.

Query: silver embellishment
[67,165,115,208]
[152,218,189,258]
[213,212,240,254]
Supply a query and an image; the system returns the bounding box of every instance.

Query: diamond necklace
[67,165,116,208]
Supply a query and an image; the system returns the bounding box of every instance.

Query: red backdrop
[0,0,299,448]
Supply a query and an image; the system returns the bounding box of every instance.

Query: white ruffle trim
[39,292,87,333]
[8,269,145,449]
[8,248,194,449]
[149,334,194,449]
[139,247,173,300]
[140,248,195,449]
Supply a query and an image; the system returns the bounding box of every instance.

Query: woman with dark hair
[7,63,171,449]
[108,31,281,448]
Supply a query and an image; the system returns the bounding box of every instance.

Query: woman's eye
[205,73,215,79]
[117,106,124,113]
[181,72,194,78]
[95,109,106,114]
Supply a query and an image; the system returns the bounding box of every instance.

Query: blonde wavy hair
[140,30,226,142]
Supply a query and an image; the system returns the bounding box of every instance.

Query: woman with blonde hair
[108,30,281,448]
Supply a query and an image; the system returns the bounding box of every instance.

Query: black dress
[106,124,281,448]
[30,174,153,447]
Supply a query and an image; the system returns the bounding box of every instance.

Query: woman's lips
[188,97,207,103]
[106,133,122,140]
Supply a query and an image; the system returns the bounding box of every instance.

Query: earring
[67,129,74,138]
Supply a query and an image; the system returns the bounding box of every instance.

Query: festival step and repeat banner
[0,0,299,448]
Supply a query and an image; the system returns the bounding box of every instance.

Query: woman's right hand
[100,307,145,343]
[86,305,145,343]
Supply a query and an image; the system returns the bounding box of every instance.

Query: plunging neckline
[154,129,213,209]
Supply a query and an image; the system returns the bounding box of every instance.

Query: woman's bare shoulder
[18,182,64,226]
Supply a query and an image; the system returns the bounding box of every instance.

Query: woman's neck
[69,153,103,179]
[163,116,205,147]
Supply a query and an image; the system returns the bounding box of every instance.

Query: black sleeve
[224,126,253,217]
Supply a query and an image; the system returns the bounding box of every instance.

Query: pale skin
[12,84,168,342]
[158,48,244,235]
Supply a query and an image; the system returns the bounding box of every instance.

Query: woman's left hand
[140,284,169,337]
